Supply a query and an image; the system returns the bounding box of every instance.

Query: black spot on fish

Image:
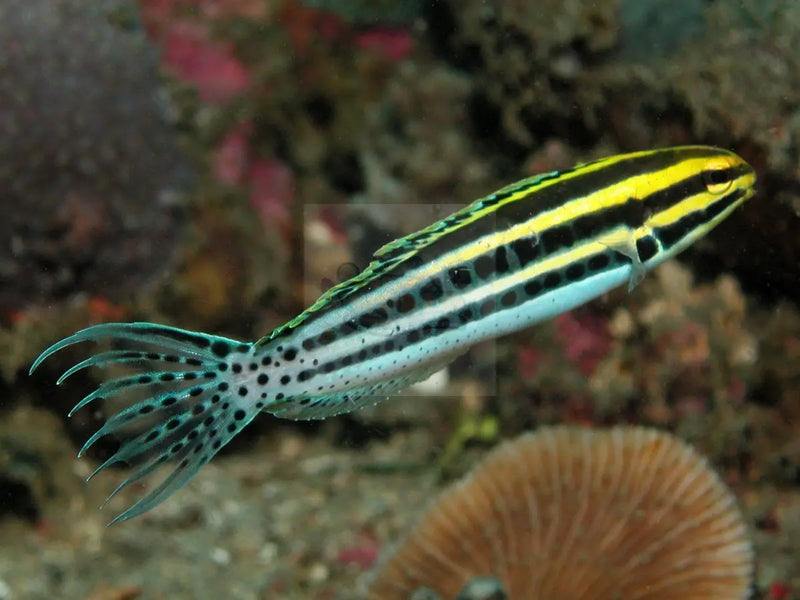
[341,320,359,335]
[501,290,516,307]
[397,294,416,314]
[139,327,211,349]
[474,255,494,279]
[543,272,561,289]
[512,236,540,266]
[524,279,542,297]
[495,246,510,273]
[566,263,585,281]
[636,235,659,262]
[420,279,444,302]
[449,267,472,289]
[211,341,230,358]
[588,254,610,271]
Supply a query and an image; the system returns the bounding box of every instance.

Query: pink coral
[213,123,252,185]
[164,22,250,104]
[247,158,294,234]
[337,538,379,570]
[212,122,294,236]
[517,346,543,379]
[139,0,173,36]
[355,28,413,62]
[278,2,346,53]
[555,312,611,376]
[198,0,267,19]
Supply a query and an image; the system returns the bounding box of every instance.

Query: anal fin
[269,351,464,420]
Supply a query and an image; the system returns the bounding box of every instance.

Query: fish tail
[30,322,262,524]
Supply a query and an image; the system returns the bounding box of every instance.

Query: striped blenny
[31,146,755,522]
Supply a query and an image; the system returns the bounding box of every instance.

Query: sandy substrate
[0,417,796,600]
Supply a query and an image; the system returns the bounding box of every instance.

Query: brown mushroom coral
[369,426,752,600]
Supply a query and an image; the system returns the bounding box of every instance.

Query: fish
[30,145,756,523]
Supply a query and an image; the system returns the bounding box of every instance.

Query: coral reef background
[0,0,798,598]
[0,0,191,313]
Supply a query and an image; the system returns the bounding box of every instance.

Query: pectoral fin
[600,229,646,292]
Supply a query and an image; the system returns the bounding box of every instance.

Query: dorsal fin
[372,171,559,264]
[263,170,561,343]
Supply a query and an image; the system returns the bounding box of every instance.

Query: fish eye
[702,160,734,195]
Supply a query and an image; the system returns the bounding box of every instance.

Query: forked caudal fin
[30,322,457,523]
[30,322,266,524]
